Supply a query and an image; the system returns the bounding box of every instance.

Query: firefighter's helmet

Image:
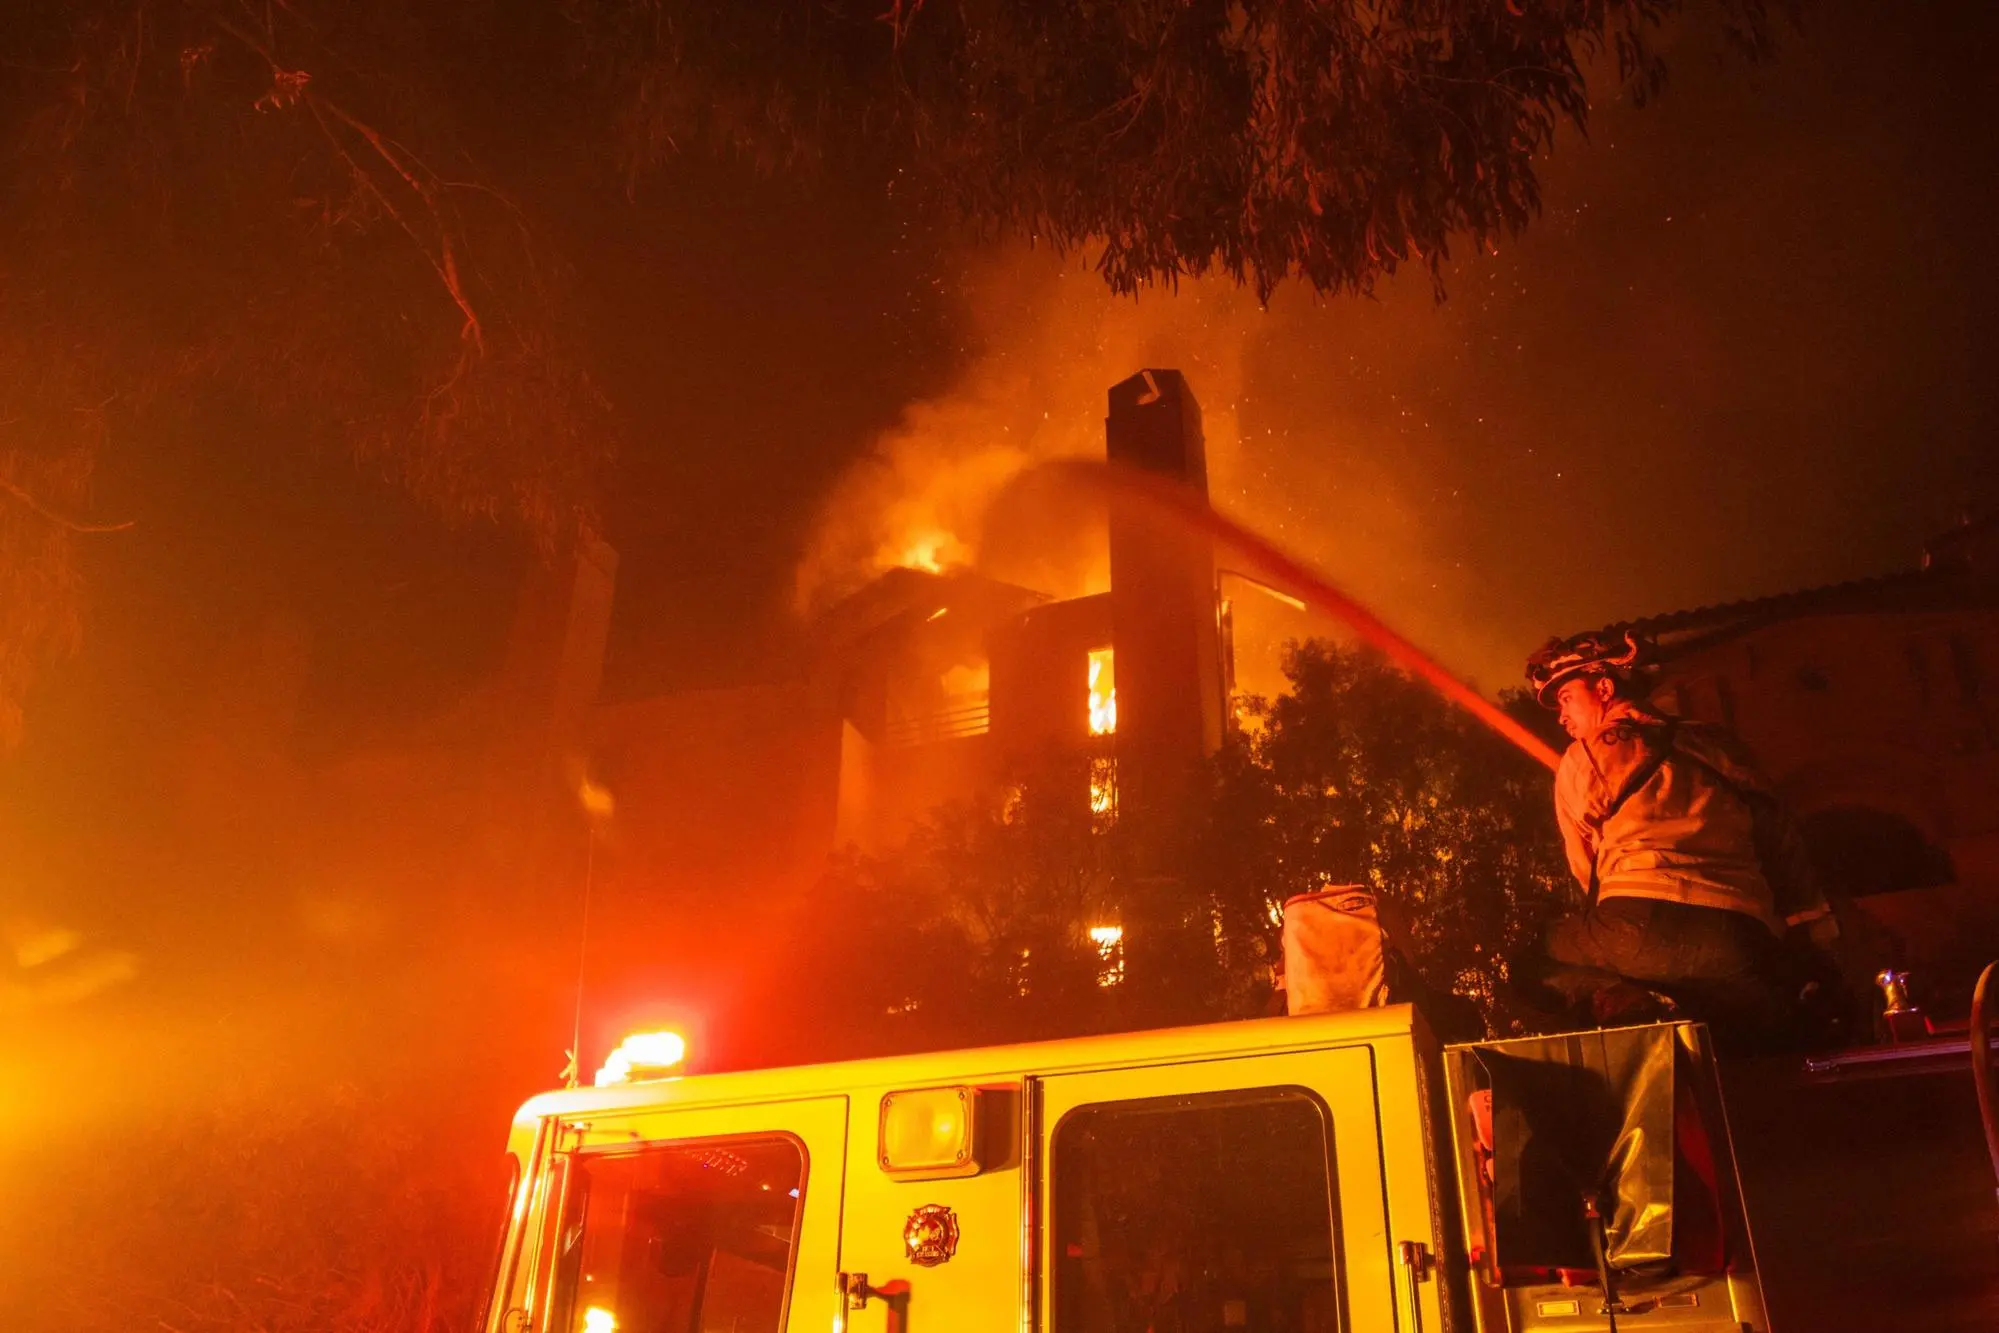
[1525,629,1651,708]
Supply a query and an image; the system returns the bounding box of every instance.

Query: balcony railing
[883,696,991,747]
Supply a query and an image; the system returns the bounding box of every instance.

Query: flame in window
[1088,647,1117,735]
[1088,756,1118,828]
[1089,925,1125,987]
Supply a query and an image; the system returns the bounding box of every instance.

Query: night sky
[33,1,1995,723]
[583,0,1999,702]
[3,0,1997,1127]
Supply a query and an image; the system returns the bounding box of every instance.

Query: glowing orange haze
[895,529,962,576]
[791,244,1535,703]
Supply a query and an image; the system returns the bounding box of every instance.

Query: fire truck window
[547,1137,804,1333]
[1053,1090,1341,1333]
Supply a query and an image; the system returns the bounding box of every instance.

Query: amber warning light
[594,1030,688,1086]
[879,1086,986,1179]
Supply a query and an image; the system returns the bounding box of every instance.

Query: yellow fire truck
[479,993,1999,1333]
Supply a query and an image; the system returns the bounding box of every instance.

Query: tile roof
[1586,564,1998,660]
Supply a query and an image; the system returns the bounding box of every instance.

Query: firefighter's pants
[1542,897,1793,1045]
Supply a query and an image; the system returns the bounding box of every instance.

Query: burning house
[552,371,1234,1009]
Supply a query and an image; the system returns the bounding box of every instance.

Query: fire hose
[1032,458,1564,773]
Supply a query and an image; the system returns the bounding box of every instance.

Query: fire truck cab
[482,1007,1780,1333]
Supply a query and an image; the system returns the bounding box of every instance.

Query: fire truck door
[508,1096,849,1333]
[1038,1049,1397,1332]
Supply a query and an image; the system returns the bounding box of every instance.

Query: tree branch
[307,94,485,352]
[207,10,486,351]
[0,474,134,533]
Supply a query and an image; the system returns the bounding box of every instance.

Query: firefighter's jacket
[1555,702,1821,933]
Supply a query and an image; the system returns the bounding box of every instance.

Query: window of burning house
[1087,648,1117,736]
[547,1137,805,1333]
[1088,924,1126,987]
[1088,756,1118,829]
[1052,1089,1341,1332]
[1086,648,1118,825]
[1802,807,1956,898]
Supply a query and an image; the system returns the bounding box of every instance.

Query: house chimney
[1105,369,1227,825]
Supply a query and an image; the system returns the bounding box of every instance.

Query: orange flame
[1088,924,1125,986]
[1087,648,1117,736]
[893,529,966,575]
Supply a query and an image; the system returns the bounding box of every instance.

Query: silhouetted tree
[589,0,1789,296]
[1201,642,1569,1020]
[21,1085,513,1333]
[784,750,1126,1060]
[1,1,610,738]
[796,640,1569,1055]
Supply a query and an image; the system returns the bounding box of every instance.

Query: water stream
[1022,458,1563,772]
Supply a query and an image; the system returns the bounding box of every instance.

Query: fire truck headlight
[878,1086,984,1178]
[594,1030,687,1086]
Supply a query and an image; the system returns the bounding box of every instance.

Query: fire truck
[480,983,1999,1333]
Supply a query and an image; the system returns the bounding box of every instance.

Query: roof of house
[1580,517,1999,661]
[808,566,1048,661]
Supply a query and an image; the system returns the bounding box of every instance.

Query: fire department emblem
[903,1204,959,1267]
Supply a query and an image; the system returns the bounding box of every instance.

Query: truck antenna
[564,824,596,1089]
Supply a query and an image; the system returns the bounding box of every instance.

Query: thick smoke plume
[793,244,1513,699]
[794,249,1250,606]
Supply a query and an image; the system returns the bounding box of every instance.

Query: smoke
[0,920,136,1016]
[793,249,1258,603]
[791,243,1514,698]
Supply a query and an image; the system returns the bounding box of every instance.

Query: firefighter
[1523,630,1829,1046]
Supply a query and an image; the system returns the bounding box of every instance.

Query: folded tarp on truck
[1443,1022,1761,1331]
